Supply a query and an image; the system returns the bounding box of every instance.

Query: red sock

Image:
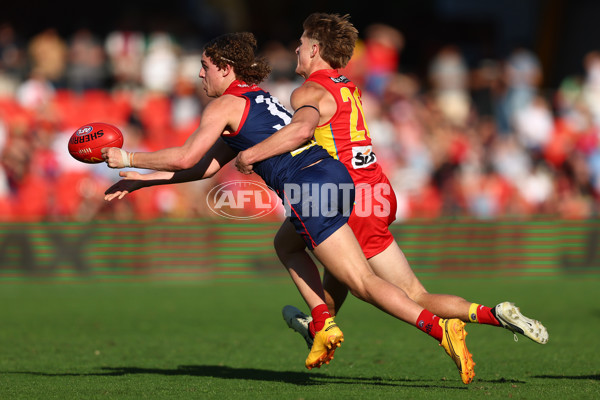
[471,304,501,326]
[309,321,316,338]
[310,304,331,335]
[416,309,443,342]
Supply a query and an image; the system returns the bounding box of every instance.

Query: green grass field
[1,277,599,399]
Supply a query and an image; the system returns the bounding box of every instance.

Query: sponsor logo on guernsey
[351,145,377,169]
[330,75,350,84]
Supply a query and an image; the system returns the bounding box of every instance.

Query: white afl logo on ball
[76,126,94,136]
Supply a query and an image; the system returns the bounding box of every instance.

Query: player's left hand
[102,147,129,169]
[235,150,254,174]
[104,171,147,201]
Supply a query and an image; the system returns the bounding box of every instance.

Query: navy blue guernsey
[221,80,331,191]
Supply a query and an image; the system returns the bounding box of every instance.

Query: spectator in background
[581,50,600,128]
[0,124,52,220]
[363,23,404,98]
[105,29,146,90]
[261,40,301,111]
[580,53,600,198]
[516,158,555,214]
[470,58,502,123]
[27,28,68,88]
[171,53,203,132]
[428,45,471,127]
[491,134,531,188]
[0,115,12,215]
[66,29,108,92]
[16,68,55,110]
[589,148,600,196]
[380,73,436,219]
[555,152,596,219]
[460,163,506,219]
[513,94,554,153]
[0,23,27,95]
[496,47,542,135]
[141,32,179,94]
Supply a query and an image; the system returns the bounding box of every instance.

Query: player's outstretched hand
[104,171,149,201]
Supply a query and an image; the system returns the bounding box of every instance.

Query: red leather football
[68,122,124,164]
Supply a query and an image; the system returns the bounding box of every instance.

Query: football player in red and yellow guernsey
[103,31,469,379]
[236,13,548,384]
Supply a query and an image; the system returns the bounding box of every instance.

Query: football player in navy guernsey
[234,12,548,384]
[103,32,474,381]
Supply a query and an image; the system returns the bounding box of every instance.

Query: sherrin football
[68,122,124,164]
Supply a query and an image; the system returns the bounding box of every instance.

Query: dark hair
[204,32,271,84]
[303,13,358,69]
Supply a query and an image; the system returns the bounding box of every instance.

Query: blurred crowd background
[1,0,599,222]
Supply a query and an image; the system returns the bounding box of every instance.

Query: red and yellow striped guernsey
[304,69,383,185]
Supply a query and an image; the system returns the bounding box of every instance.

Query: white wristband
[119,148,131,167]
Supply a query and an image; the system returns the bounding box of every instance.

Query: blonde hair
[303,13,358,69]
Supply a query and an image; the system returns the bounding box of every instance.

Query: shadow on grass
[473,378,526,384]
[533,374,599,381]
[5,365,469,389]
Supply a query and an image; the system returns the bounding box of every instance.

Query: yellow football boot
[439,318,475,384]
[305,317,343,370]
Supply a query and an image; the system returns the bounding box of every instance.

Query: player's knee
[410,287,430,305]
[348,286,369,301]
[347,273,377,302]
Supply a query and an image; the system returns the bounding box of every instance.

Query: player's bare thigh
[274,218,306,256]
[312,224,377,295]
[367,241,427,299]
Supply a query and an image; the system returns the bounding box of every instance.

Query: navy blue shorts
[280,158,355,250]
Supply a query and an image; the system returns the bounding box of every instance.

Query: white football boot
[492,302,549,344]
[282,305,314,349]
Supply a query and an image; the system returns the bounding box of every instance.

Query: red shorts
[348,174,397,259]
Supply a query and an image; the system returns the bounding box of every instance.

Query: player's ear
[311,43,318,58]
[310,40,321,57]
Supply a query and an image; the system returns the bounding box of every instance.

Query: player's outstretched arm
[104,139,236,201]
[102,97,235,171]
